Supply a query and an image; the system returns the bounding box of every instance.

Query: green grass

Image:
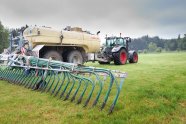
[0,52,186,124]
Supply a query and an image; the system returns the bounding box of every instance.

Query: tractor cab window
[106,37,126,47]
[115,38,123,45]
[119,38,127,47]
[106,39,114,47]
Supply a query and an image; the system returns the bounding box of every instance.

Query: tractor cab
[105,37,131,51]
[105,37,127,47]
[102,36,131,54]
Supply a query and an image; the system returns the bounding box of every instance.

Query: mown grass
[0,52,186,124]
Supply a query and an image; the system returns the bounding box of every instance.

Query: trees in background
[130,34,186,53]
[177,34,186,50]
[0,21,9,53]
[148,42,157,52]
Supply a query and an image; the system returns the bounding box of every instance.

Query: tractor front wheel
[113,49,127,65]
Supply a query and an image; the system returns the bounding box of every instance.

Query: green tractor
[98,36,138,65]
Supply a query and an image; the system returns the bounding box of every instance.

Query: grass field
[0,52,186,124]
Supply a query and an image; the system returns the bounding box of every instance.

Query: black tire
[129,52,138,63]
[43,50,62,61]
[113,49,127,65]
[98,61,110,64]
[67,50,83,64]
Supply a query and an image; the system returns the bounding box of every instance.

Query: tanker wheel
[98,61,110,64]
[129,52,138,63]
[43,50,63,61]
[67,50,83,64]
[113,49,127,65]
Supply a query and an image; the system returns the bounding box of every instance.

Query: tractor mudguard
[111,46,124,53]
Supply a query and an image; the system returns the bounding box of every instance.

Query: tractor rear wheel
[113,49,127,65]
[67,50,83,64]
[43,50,63,61]
[129,52,138,63]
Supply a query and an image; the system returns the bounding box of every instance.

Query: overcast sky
[0,0,186,39]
